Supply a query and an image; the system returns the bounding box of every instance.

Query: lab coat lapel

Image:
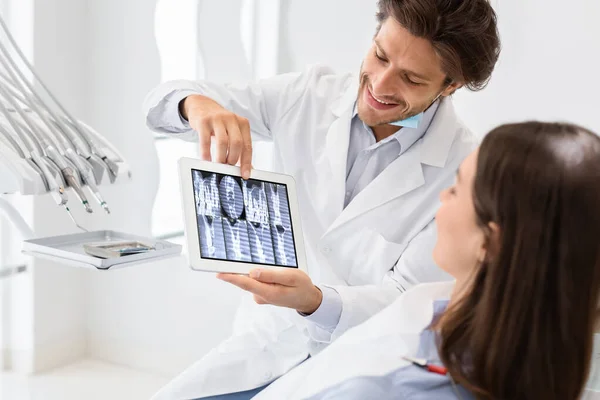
[324,97,459,234]
[314,80,357,225]
[327,142,425,233]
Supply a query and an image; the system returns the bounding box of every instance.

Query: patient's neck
[448,277,471,308]
[433,278,470,330]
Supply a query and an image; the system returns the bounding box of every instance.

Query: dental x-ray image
[192,170,298,267]
[265,183,297,267]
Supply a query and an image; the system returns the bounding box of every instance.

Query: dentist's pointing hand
[180,94,253,179]
[217,268,323,315]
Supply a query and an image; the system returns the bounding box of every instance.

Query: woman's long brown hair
[438,122,600,399]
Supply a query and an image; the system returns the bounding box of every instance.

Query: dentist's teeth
[368,87,396,105]
[373,95,392,105]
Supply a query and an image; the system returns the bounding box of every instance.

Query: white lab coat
[144,64,478,399]
[253,281,455,399]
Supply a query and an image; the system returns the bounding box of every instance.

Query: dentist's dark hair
[438,122,600,399]
[376,0,501,91]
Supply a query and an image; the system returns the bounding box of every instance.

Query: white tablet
[178,158,307,274]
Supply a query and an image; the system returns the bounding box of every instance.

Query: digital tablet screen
[191,169,298,267]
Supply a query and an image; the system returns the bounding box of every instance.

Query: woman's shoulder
[335,281,456,345]
[304,365,474,400]
[402,281,455,302]
[389,281,455,318]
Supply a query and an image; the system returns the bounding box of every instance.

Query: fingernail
[250,269,261,279]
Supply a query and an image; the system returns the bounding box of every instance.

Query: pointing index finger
[238,117,253,179]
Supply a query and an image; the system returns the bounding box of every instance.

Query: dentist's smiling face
[357,17,458,127]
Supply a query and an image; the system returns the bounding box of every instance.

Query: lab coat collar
[351,101,440,159]
[393,101,439,157]
[330,79,359,117]
[322,81,461,232]
[420,97,459,168]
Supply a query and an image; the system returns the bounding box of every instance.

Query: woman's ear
[477,222,501,263]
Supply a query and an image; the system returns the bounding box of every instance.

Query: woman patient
[253,121,600,400]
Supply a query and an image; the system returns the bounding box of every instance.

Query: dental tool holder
[22,231,182,270]
[0,126,131,193]
[0,14,182,269]
[0,127,132,197]
[0,12,130,214]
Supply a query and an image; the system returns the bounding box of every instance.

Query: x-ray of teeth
[219,176,245,219]
[194,171,220,216]
[242,180,276,263]
[194,171,228,258]
[192,169,297,267]
[266,183,297,266]
[222,219,252,262]
[242,180,270,225]
[197,215,227,259]
[247,222,275,264]
[270,224,296,266]
[266,183,292,228]
[218,176,250,260]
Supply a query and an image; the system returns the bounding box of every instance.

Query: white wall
[4,0,91,374]
[32,0,93,372]
[279,0,600,136]
[0,0,35,373]
[279,0,376,74]
[453,0,600,136]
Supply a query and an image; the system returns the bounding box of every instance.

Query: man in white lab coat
[144,0,501,398]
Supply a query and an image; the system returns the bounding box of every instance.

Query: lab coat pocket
[342,228,406,286]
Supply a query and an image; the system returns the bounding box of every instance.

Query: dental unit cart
[0,14,181,270]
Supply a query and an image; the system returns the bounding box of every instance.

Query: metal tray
[22,230,182,270]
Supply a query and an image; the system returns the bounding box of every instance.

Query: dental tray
[22,230,182,270]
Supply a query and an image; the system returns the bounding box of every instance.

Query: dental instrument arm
[0,12,131,233]
[0,82,93,212]
[0,99,63,194]
[0,76,111,213]
[0,15,120,179]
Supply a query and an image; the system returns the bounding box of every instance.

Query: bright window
[151,0,200,239]
[151,0,278,239]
